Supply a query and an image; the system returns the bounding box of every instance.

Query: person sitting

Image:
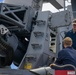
[50,37,76,69]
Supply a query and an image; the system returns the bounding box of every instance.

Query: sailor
[65,19,76,50]
[50,37,76,67]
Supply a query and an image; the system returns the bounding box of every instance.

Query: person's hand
[50,63,56,67]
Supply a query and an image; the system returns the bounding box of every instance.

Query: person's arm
[55,50,66,65]
[50,50,67,67]
[50,51,63,67]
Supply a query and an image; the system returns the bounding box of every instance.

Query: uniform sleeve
[65,32,70,38]
[55,50,66,65]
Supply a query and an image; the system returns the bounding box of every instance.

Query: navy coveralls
[65,30,76,50]
[55,47,76,67]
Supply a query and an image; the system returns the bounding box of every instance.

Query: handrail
[50,64,76,75]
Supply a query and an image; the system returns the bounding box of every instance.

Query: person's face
[73,24,76,32]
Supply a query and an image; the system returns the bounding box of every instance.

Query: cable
[0,35,14,67]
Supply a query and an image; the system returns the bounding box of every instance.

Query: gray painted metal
[4,0,43,11]
[19,11,55,69]
[0,67,54,75]
[71,0,76,18]
[4,0,64,10]
[44,0,64,9]
[0,3,35,31]
[30,67,55,75]
[0,3,26,28]
[50,10,72,28]
[4,0,33,6]
[0,68,33,75]
[0,1,74,75]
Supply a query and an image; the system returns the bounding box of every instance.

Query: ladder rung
[31,44,42,49]
[34,32,44,37]
[36,20,46,26]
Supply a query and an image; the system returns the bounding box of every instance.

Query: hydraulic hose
[0,35,14,67]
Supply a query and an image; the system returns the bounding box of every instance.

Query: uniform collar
[66,46,73,49]
[72,29,76,33]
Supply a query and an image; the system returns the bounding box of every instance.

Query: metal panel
[56,0,64,8]
[4,0,33,6]
[19,11,55,69]
[50,10,72,28]
[43,0,64,9]
[67,5,73,20]
[4,0,64,9]
[0,69,33,75]
[71,0,76,18]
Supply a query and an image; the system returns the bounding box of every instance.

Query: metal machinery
[0,0,75,75]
